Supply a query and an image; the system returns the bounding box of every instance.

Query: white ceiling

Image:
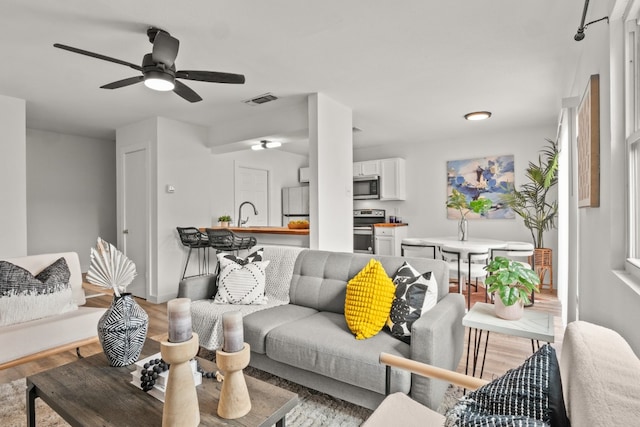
[1,1,596,154]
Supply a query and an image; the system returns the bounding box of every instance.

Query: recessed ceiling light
[464,111,492,121]
[251,140,281,150]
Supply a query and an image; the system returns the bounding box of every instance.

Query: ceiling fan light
[464,111,492,121]
[251,144,264,150]
[264,141,281,149]
[144,70,175,91]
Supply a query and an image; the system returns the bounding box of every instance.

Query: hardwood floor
[0,285,564,388]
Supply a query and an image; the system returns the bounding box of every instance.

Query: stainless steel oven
[353,209,385,254]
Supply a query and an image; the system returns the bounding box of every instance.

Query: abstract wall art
[577,74,600,208]
[447,155,515,219]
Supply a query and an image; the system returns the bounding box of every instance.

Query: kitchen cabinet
[380,158,406,201]
[353,160,380,177]
[374,225,408,256]
[299,167,310,183]
[282,186,309,215]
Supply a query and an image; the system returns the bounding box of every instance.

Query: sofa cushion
[345,259,396,339]
[213,254,270,305]
[387,262,438,343]
[0,258,77,327]
[244,304,318,354]
[289,250,450,314]
[265,311,411,394]
[444,344,569,427]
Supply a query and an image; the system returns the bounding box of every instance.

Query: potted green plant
[500,139,559,287]
[218,215,232,227]
[446,189,493,241]
[484,256,540,320]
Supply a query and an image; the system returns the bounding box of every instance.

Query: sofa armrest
[177,274,217,301]
[408,292,466,409]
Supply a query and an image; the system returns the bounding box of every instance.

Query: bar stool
[176,227,210,279]
[205,228,257,274]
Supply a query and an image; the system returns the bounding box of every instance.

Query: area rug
[0,371,462,427]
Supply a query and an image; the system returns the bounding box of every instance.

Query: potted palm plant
[484,256,540,320]
[447,189,493,241]
[500,139,559,287]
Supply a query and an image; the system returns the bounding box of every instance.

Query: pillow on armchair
[0,257,77,326]
[444,344,570,427]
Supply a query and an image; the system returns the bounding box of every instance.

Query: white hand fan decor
[87,237,137,297]
[89,237,148,367]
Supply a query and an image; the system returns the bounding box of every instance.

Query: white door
[234,166,268,226]
[123,148,147,298]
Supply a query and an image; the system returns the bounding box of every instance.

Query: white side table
[462,302,554,379]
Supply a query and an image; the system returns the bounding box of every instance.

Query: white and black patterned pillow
[217,248,263,265]
[386,261,438,343]
[0,258,77,326]
[213,249,269,305]
[445,344,570,427]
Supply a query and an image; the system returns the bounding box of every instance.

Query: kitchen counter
[374,223,409,227]
[201,226,310,248]
[205,226,309,235]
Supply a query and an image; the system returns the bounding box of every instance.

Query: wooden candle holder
[216,343,251,419]
[160,333,200,427]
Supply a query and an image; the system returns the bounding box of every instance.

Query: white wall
[354,126,556,248]
[210,148,307,226]
[26,129,116,270]
[0,95,26,258]
[117,117,213,303]
[156,118,211,302]
[563,2,640,353]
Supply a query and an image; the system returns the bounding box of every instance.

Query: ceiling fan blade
[53,43,142,71]
[173,80,202,103]
[176,70,245,84]
[152,31,179,66]
[100,76,144,89]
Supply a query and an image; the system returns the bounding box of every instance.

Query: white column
[308,93,353,252]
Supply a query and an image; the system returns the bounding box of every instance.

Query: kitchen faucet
[238,201,259,227]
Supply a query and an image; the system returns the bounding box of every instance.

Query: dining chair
[441,246,490,310]
[400,238,438,259]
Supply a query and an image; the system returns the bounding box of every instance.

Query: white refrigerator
[282,186,310,225]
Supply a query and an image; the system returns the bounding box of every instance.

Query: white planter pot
[494,296,524,320]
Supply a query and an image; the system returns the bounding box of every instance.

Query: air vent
[243,92,278,106]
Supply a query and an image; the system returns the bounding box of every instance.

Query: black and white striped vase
[97,293,149,367]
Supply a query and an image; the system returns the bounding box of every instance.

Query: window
[625,13,640,279]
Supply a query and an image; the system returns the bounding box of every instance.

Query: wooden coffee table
[26,339,298,426]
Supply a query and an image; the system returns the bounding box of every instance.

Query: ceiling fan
[53,27,245,103]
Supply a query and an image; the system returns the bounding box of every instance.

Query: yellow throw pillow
[344,259,396,340]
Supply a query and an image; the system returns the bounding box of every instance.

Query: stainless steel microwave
[353,175,380,200]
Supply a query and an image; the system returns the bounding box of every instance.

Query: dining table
[401,236,508,309]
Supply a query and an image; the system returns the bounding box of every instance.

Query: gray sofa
[179,246,465,410]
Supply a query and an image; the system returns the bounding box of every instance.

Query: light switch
[166,185,175,193]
